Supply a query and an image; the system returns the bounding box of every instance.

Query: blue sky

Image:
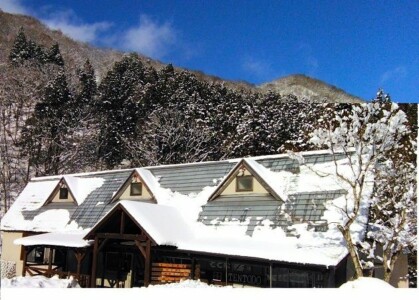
[1,0,418,103]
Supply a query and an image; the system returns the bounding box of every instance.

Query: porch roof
[14,231,93,248]
[84,200,194,246]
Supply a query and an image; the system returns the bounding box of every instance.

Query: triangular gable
[84,201,157,245]
[110,169,158,203]
[43,175,104,206]
[44,177,78,205]
[208,158,285,202]
[84,201,193,246]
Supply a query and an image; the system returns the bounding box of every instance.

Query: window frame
[130,182,143,196]
[59,187,69,199]
[236,175,253,192]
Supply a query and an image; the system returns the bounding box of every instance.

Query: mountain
[0,10,363,102]
[260,74,363,103]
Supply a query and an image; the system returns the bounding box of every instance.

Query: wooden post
[225,258,228,286]
[269,263,273,288]
[21,247,27,276]
[91,237,99,288]
[191,258,196,279]
[47,247,53,276]
[120,211,125,234]
[144,239,151,287]
[75,250,86,281]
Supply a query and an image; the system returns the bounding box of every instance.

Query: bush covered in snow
[339,277,394,289]
[1,260,16,279]
[1,275,80,288]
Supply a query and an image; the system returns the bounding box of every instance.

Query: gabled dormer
[44,177,77,205]
[43,175,104,206]
[208,158,286,202]
[111,168,157,203]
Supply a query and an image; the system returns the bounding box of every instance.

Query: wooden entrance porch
[21,245,90,287]
[85,204,156,287]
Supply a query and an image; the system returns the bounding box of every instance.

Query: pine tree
[74,59,97,120]
[96,54,146,168]
[46,43,65,66]
[20,72,73,175]
[9,27,30,65]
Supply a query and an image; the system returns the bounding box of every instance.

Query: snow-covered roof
[2,149,373,267]
[93,201,348,266]
[112,200,194,246]
[62,176,105,205]
[14,231,93,248]
[244,158,288,200]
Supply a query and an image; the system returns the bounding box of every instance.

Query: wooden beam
[90,237,99,288]
[96,233,146,241]
[47,247,53,276]
[75,250,86,279]
[120,211,125,234]
[144,239,151,287]
[135,240,146,258]
[21,247,28,276]
[269,263,273,288]
[191,258,196,279]
[97,238,109,253]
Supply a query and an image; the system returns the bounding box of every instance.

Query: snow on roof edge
[31,168,131,182]
[30,149,352,181]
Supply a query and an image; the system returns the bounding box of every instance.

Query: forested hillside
[0,11,416,216]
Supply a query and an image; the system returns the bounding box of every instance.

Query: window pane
[130,182,142,196]
[59,188,68,199]
[236,176,253,191]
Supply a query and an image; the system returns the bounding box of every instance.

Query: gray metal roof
[70,171,132,228]
[287,190,347,222]
[146,161,235,194]
[197,190,346,235]
[7,150,350,234]
[198,194,290,235]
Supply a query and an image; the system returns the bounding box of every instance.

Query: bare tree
[306,102,416,280]
[125,109,217,167]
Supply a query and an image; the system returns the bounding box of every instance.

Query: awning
[14,231,93,248]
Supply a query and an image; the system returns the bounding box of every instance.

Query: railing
[24,264,90,287]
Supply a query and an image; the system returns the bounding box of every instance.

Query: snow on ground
[339,277,394,289]
[1,275,80,288]
[148,279,228,288]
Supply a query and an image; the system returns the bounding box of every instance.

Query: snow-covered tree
[127,108,216,166]
[308,100,416,281]
[8,27,31,65]
[20,71,73,175]
[96,54,146,168]
[46,43,64,66]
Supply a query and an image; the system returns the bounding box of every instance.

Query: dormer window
[59,187,69,199]
[130,182,142,196]
[236,175,253,192]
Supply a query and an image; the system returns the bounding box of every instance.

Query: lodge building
[0,150,408,288]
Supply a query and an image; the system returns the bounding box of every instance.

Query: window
[59,187,68,199]
[130,182,142,196]
[26,246,45,264]
[236,176,253,192]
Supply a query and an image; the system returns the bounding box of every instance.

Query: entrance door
[104,252,133,288]
[131,251,145,287]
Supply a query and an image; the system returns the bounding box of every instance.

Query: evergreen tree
[27,40,46,63]
[97,54,146,168]
[46,43,65,66]
[74,59,97,120]
[20,72,73,175]
[9,27,30,65]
